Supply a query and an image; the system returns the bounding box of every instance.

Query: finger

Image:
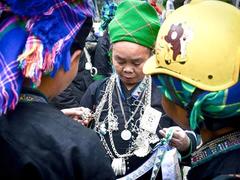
[73,116,81,121]
[83,120,89,126]
[65,110,85,116]
[61,107,84,114]
[170,137,182,145]
[80,121,85,126]
[171,137,190,149]
[172,132,181,139]
[162,128,168,131]
[171,126,182,131]
[73,119,85,126]
[172,130,186,139]
[161,128,168,134]
[61,109,74,115]
[159,130,166,137]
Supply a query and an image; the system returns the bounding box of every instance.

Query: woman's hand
[160,126,190,152]
[61,107,93,127]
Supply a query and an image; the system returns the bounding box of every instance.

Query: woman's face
[112,41,151,90]
[161,95,190,129]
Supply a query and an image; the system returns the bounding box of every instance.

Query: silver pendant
[134,133,151,157]
[133,143,151,157]
[99,123,107,135]
[108,113,119,131]
[85,62,92,70]
[111,158,126,176]
[121,129,132,141]
[149,134,160,144]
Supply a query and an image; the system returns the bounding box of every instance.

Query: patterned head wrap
[100,1,117,31]
[153,75,240,130]
[108,0,160,49]
[0,0,94,115]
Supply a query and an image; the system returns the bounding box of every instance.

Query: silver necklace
[116,81,147,141]
[94,74,153,176]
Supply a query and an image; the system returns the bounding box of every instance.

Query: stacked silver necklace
[94,74,154,176]
[117,81,147,141]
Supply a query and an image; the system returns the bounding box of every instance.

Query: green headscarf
[108,0,160,49]
[153,75,240,130]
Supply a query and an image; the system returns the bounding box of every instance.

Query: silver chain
[94,74,152,159]
[116,77,148,130]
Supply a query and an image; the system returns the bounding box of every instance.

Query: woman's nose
[123,65,134,73]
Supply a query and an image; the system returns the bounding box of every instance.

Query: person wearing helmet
[144,1,240,179]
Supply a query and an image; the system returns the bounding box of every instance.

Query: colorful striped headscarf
[0,15,27,115]
[153,75,240,130]
[0,0,94,115]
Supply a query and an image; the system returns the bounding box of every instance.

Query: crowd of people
[0,0,240,180]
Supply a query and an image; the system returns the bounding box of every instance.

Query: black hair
[70,17,93,55]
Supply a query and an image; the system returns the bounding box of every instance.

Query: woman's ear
[71,50,82,65]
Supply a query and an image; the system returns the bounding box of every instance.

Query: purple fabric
[0,16,27,114]
[0,0,94,115]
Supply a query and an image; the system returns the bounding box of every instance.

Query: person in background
[149,0,162,15]
[92,1,118,80]
[0,1,115,179]
[62,0,198,179]
[143,1,240,179]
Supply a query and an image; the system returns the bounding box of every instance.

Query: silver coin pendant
[121,129,132,141]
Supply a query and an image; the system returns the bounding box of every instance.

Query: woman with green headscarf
[144,1,240,179]
[62,0,199,179]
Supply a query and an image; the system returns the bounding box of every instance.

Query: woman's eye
[116,59,126,64]
[133,62,141,66]
[117,61,125,65]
